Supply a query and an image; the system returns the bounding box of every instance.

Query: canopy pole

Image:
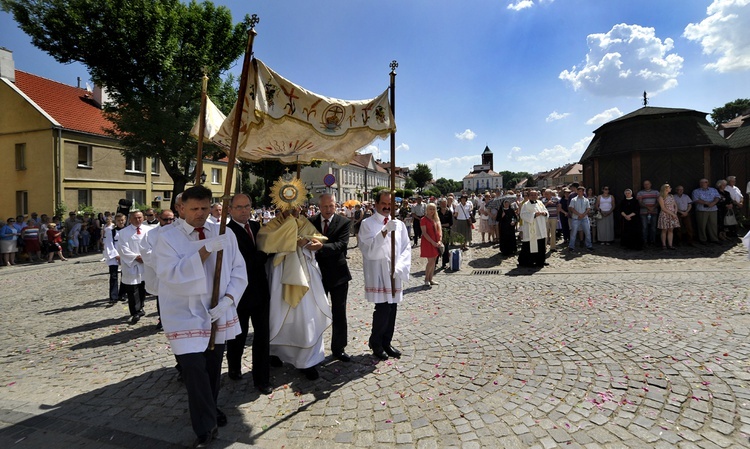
[209,14,259,350]
[389,60,397,298]
[195,71,208,184]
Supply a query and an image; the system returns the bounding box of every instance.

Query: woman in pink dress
[657,184,680,250]
[420,203,442,288]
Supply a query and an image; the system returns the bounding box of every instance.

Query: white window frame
[77,144,93,168]
[126,156,146,173]
[211,168,221,184]
[151,157,160,175]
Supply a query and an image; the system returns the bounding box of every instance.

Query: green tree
[410,163,433,193]
[2,0,252,207]
[404,178,417,190]
[710,98,750,126]
[433,177,462,195]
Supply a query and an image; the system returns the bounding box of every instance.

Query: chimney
[0,47,16,83]
[93,84,111,109]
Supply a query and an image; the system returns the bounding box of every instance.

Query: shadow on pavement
[39,297,113,315]
[0,367,231,448]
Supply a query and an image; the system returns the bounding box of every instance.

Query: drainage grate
[472,269,501,275]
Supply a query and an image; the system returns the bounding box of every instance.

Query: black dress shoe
[269,355,283,367]
[255,383,273,395]
[384,346,402,358]
[333,352,352,362]
[137,309,146,317]
[155,321,163,331]
[371,348,389,360]
[216,409,227,427]
[193,427,218,448]
[300,367,319,380]
[130,315,140,324]
[227,370,243,380]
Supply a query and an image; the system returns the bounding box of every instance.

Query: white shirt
[729,184,743,204]
[155,219,246,355]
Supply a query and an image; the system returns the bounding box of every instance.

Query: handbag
[724,209,738,226]
[594,211,603,220]
[437,242,445,255]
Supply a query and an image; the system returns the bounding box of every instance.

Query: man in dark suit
[226,194,273,394]
[310,193,353,362]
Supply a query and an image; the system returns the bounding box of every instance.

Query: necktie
[136,227,141,235]
[323,219,329,235]
[194,226,206,240]
[244,223,255,245]
[383,216,389,225]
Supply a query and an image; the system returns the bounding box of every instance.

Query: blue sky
[2,0,749,182]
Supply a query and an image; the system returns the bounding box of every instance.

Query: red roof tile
[14,70,111,137]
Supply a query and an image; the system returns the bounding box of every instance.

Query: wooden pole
[195,72,208,184]
[208,14,259,350]
[389,61,397,298]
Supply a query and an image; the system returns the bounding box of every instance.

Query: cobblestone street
[1,235,749,448]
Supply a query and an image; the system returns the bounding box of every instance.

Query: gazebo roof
[581,106,728,162]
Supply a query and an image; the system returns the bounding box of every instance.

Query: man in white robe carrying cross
[359,190,411,361]
[154,185,246,448]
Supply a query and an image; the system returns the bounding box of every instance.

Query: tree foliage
[433,177,462,195]
[710,98,750,126]
[410,163,433,192]
[2,0,251,205]
[498,170,533,189]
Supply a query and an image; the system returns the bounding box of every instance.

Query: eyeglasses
[145,214,154,217]
[161,218,174,222]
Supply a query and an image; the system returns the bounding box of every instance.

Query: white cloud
[455,129,477,140]
[585,107,624,125]
[359,142,409,160]
[507,0,554,12]
[559,23,683,97]
[684,0,750,72]
[507,0,534,11]
[546,111,571,122]
[407,155,480,182]
[506,136,593,172]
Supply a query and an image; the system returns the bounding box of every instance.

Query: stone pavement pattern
[1,234,750,448]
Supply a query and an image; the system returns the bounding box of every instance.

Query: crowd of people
[2,175,743,446]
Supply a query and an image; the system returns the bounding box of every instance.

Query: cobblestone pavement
[1,231,750,448]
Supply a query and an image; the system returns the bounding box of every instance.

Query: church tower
[481,146,493,171]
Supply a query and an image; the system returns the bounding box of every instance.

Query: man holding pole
[154,185,246,447]
[358,190,411,360]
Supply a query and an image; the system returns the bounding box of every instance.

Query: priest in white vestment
[258,206,332,381]
[154,185,246,446]
[359,191,411,360]
[518,189,549,268]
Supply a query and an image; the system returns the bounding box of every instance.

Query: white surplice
[116,224,153,285]
[154,219,246,355]
[102,224,120,267]
[520,200,548,252]
[358,212,411,304]
[139,223,169,295]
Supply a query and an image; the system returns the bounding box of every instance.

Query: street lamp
[200,171,207,184]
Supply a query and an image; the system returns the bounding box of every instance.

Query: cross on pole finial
[250,14,260,29]
[390,60,398,73]
[643,91,649,107]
